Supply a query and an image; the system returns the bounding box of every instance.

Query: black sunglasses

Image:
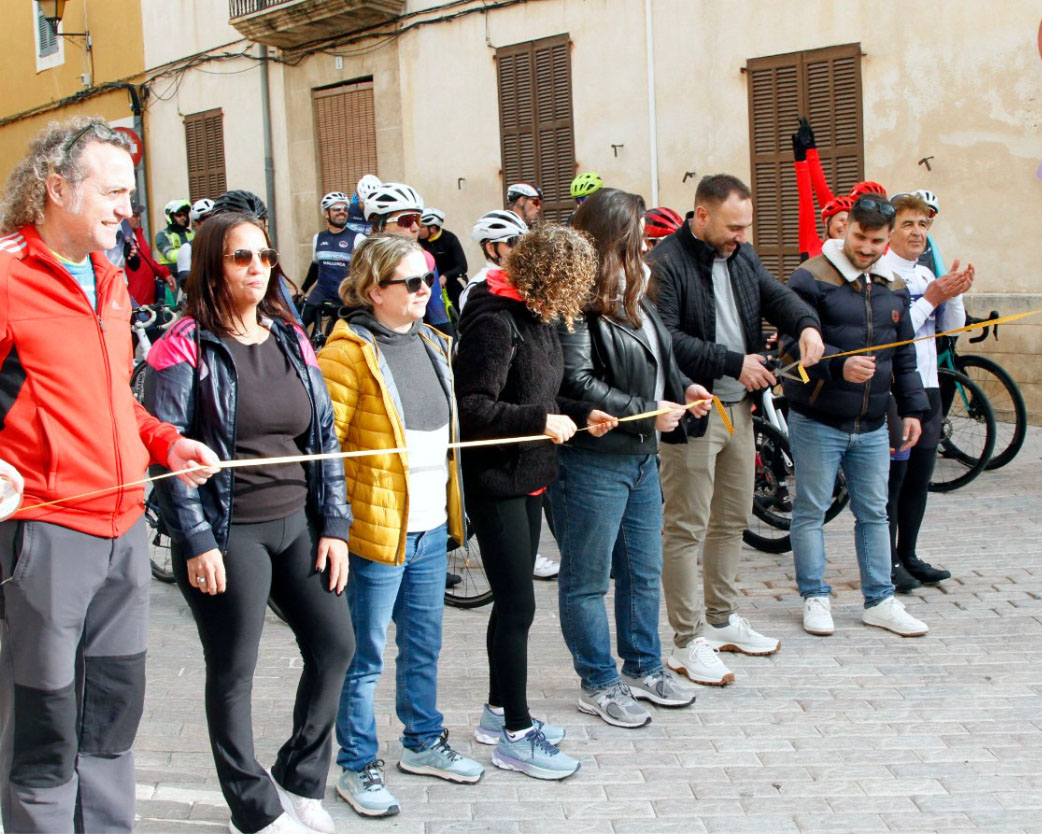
[224,248,279,268]
[63,122,119,154]
[379,272,435,293]
[853,197,896,219]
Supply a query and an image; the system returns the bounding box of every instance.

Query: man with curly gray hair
[0,116,219,833]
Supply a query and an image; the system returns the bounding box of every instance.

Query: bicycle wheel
[930,367,996,492]
[130,361,148,405]
[955,354,1026,470]
[143,488,175,583]
[444,535,493,609]
[743,419,851,554]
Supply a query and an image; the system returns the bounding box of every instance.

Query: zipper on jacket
[855,277,873,433]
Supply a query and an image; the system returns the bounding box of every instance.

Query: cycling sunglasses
[499,236,520,248]
[224,248,279,268]
[389,213,422,229]
[853,197,896,219]
[379,271,435,293]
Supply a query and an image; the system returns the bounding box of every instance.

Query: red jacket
[124,225,170,305]
[0,225,181,537]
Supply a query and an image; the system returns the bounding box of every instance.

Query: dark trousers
[174,510,353,834]
[887,388,942,564]
[468,493,542,732]
[0,518,149,834]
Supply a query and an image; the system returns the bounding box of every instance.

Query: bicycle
[928,366,997,492]
[444,532,492,609]
[936,311,1026,471]
[302,300,342,353]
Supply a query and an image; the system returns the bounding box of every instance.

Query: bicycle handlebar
[966,310,1000,344]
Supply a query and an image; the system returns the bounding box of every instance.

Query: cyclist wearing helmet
[175,198,215,285]
[349,174,380,235]
[506,183,543,227]
[911,189,946,276]
[364,182,452,334]
[155,198,194,272]
[570,171,603,206]
[459,209,528,312]
[642,206,683,250]
[418,208,468,309]
[300,191,365,331]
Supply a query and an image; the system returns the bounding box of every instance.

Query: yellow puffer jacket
[317,318,465,565]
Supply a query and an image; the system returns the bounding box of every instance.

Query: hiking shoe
[491,728,581,780]
[892,561,922,593]
[803,595,834,636]
[666,637,734,686]
[862,596,928,637]
[576,683,651,729]
[336,760,399,818]
[398,730,484,783]
[904,556,951,584]
[267,769,335,833]
[703,614,781,656]
[474,704,565,746]
[621,668,697,707]
[533,554,560,579]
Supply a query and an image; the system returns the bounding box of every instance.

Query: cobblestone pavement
[136,428,1042,834]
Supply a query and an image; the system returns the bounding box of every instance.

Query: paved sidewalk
[136,429,1042,834]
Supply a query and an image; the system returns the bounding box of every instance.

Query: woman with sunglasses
[550,188,713,728]
[318,234,483,819]
[455,224,615,780]
[145,211,353,834]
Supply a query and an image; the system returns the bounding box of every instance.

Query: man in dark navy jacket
[782,196,929,639]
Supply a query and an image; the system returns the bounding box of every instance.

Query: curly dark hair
[504,224,596,331]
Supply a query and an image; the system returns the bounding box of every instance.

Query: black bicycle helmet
[212,189,268,220]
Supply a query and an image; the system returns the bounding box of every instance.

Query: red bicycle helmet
[821,195,854,224]
[848,180,887,200]
[644,206,684,238]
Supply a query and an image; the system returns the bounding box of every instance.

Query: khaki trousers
[660,399,754,647]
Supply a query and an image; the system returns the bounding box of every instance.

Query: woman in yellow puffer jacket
[317,234,481,820]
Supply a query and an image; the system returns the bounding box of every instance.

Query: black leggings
[468,493,542,732]
[887,388,942,563]
[173,510,354,834]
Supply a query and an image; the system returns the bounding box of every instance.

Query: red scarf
[486,268,523,302]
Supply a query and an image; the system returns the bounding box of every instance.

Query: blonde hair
[339,233,422,309]
[504,224,597,331]
[0,116,132,233]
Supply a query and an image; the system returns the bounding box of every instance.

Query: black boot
[904,555,951,584]
[892,561,922,593]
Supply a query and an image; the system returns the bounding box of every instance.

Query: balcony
[229,0,405,50]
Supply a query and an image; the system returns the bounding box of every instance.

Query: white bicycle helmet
[913,189,940,215]
[321,191,349,211]
[471,209,528,243]
[506,183,542,203]
[164,199,191,218]
[356,174,382,204]
[364,182,423,219]
[421,208,445,227]
[190,198,214,221]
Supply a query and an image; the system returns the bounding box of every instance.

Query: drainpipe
[644,0,659,206]
[260,44,277,246]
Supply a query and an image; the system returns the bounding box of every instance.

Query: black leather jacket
[558,298,698,455]
[144,316,351,558]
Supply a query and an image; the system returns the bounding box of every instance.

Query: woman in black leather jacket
[550,188,712,729]
[145,211,352,834]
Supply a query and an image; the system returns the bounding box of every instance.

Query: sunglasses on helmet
[379,272,436,293]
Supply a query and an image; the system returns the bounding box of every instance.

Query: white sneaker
[229,812,310,834]
[703,614,780,656]
[665,637,734,686]
[268,768,336,833]
[533,554,559,579]
[803,596,834,636]
[862,596,928,637]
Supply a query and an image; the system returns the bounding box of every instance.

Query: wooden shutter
[36,6,58,57]
[312,80,378,199]
[746,44,863,280]
[497,35,575,224]
[184,109,227,203]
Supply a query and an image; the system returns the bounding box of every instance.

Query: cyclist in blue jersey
[300,192,363,332]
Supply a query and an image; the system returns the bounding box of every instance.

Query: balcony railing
[229,0,404,50]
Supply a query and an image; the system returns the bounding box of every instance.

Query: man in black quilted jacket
[649,174,823,687]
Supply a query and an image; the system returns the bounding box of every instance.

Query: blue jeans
[788,411,894,608]
[335,524,448,771]
[549,448,664,691]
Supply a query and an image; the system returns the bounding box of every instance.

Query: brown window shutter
[184,109,227,204]
[312,80,378,200]
[746,44,863,280]
[497,34,575,224]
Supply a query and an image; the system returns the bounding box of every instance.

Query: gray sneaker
[576,683,651,728]
[336,760,399,818]
[397,730,484,783]
[621,668,697,708]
